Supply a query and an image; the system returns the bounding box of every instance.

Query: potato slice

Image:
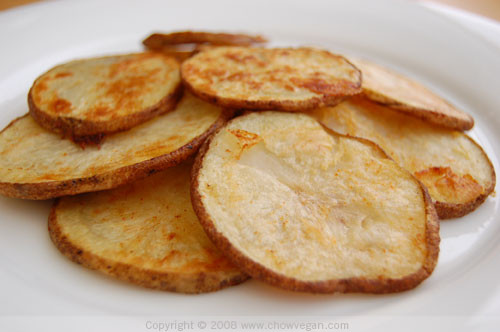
[49,160,248,293]
[29,53,181,139]
[349,57,474,130]
[0,93,230,200]
[311,97,495,219]
[143,31,267,51]
[181,47,362,111]
[192,111,439,293]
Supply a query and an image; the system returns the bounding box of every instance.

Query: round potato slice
[349,57,474,131]
[0,93,230,200]
[181,47,362,111]
[310,97,495,219]
[192,111,439,293]
[49,160,248,293]
[29,53,182,139]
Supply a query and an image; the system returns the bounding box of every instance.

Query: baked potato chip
[192,111,439,293]
[29,53,181,139]
[49,160,248,293]
[311,97,495,218]
[0,93,230,200]
[181,47,362,111]
[143,31,267,51]
[349,57,474,131]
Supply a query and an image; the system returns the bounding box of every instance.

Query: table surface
[1,0,499,22]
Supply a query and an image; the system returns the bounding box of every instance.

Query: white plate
[0,0,499,330]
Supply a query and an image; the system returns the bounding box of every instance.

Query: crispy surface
[0,93,230,200]
[182,47,362,111]
[29,53,181,138]
[311,97,495,218]
[49,160,248,293]
[192,111,439,293]
[143,31,267,51]
[349,57,474,131]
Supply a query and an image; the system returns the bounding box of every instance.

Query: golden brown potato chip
[192,111,439,293]
[0,93,230,200]
[29,53,181,139]
[311,97,495,218]
[49,160,248,293]
[181,47,362,111]
[349,57,474,130]
[143,31,267,51]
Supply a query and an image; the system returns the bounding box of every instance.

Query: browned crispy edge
[190,114,440,294]
[362,89,474,131]
[181,52,362,112]
[433,134,496,219]
[143,31,267,50]
[28,71,183,139]
[0,109,233,200]
[183,81,357,112]
[48,199,249,294]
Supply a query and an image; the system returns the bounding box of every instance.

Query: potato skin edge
[183,77,359,112]
[143,31,267,49]
[0,109,233,200]
[48,199,249,294]
[362,90,474,131]
[190,114,440,294]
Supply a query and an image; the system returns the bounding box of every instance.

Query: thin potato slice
[143,31,267,51]
[349,57,474,130]
[311,97,495,219]
[0,93,230,200]
[29,53,181,139]
[181,47,362,111]
[49,160,248,293]
[192,111,439,293]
